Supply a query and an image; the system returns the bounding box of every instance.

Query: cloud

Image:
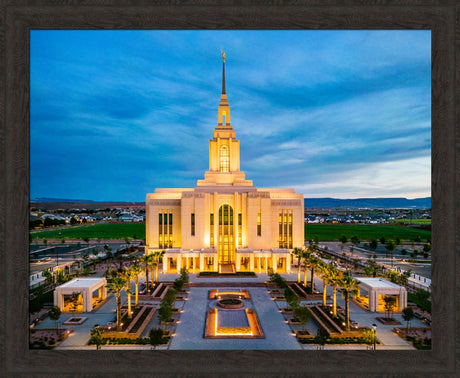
[30,30,431,201]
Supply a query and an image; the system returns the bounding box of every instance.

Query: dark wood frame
[1,1,457,376]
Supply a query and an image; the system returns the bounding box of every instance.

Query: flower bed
[299,336,378,345]
[88,336,170,346]
[376,317,401,325]
[63,317,87,325]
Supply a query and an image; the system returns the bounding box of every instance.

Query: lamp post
[372,323,377,351]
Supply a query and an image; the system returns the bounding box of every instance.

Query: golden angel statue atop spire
[221,49,225,63]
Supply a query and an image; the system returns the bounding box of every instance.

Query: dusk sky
[30,30,431,202]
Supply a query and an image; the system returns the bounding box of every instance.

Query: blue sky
[30,30,431,202]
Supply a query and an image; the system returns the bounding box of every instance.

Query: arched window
[219,145,230,172]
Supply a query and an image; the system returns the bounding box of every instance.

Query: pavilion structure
[53,277,107,313]
[355,277,407,313]
[145,52,304,274]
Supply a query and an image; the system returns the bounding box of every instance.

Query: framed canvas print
[1,1,457,377]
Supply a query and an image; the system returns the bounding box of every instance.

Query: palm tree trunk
[155,265,159,283]
[116,294,121,330]
[332,285,337,316]
[345,291,350,331]
[145,268,149,292]
[127,291,132,319]
[303,268,308,287]
[297,257,301,283]
[310,268,315,293]
[135,277,139,306]
[322,280,327,307]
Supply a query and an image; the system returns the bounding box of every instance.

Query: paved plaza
[32,271,425,350]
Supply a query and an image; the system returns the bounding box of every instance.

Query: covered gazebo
[54,277,107,312]
[355,277,407,313]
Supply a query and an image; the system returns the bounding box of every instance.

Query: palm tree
[318,261,330,307]
[152,250,165,283]
[130,263,142,307]
[309,255,321,294]
[323,263,342,316]
[339,275,359,330]
[141,254,154,293]
[292,248,303,283]
[302,248,312,288]
[121,267,135,319]
[107,277,126,330]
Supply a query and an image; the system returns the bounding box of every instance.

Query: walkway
[32,270,423,350]
[169,286,301,350]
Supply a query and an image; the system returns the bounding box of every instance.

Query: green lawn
[394,219,431,225]
[31,222,431,243]
[31,223,146,240]
[305,224,431,242]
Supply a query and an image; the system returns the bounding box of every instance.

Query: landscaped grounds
[305,224,431,242]
[30,222,430,243]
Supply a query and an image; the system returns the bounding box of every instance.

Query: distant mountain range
[32,197,96,203]
[32,197,431,209]
[304,197,431,209]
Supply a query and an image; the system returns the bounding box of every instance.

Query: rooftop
[355,277,403,289]
[58,277,105,289]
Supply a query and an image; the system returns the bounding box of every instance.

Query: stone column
[176,255,182,274]
[235,253,241,271]
[249,254,254,272]
[273,255,278,273]
[265,257,268,273]
[213,256,218,272]
[163,255,168,273]
[286,254,291,273]
[258,256,261,273]
[200,254,204,272]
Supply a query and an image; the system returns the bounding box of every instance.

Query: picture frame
[1,1,457,376]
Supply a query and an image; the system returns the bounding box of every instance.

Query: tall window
[238,213,242,247]
[191,213,195,236]
[159,211,173,248]
[257,212,261,236]
[218,205,234,263]
[278,210,292,248]
[219,145,230,172]
[210,213,214,247]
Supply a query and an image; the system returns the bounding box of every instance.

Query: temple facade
[145,54,304,274]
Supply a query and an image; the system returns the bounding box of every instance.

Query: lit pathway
[169,287,301,350]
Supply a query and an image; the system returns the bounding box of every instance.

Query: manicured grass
[31,222,431,243]
[305,224,431,242]
[30,223,146,241]
[394,219,431,225]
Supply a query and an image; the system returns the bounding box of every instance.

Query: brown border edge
[1,1,457,377]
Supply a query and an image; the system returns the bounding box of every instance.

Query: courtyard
[31,271,424,350]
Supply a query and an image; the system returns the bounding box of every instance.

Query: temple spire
[221,50,226,94]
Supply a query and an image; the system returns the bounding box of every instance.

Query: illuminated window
[219,145,230,172]
[238,213,242,247]
[210,213,214,247]
[257,212,261,236]
[278,210,292,248]
[159,211,173,248]
[218,205,234,263]
[191,213,195,236]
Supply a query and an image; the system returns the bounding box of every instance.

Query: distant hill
[32,197,96,203]
[30,198,144,210]
[304,197,431,209]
